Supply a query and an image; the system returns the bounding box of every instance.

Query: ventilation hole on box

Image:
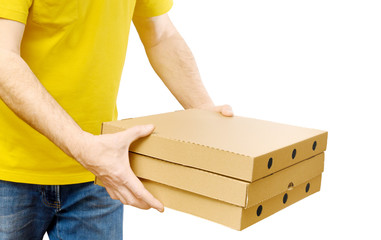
[312,141,317,151]
[305,183,310,193]
[256,205,263,217]
[283,193,288,204]
[267,158,273,169]
[292,149,297,159]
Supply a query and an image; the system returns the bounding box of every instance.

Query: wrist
[68,130,94,163]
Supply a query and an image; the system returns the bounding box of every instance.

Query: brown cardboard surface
[96,152,324,208]
[102,109,327,181]
[142,174,322,231]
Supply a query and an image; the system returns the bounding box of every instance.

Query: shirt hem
[134,0,174,18]
[0,169,95,185]
[0,7,28,24]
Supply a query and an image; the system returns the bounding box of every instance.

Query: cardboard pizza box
[141,174,322,230]
[101,109,327,181]
[95,152,324,208]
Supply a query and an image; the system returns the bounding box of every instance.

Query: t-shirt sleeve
[134,0,173,18]
[0,0,33,24]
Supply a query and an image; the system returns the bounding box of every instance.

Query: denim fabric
[0,180,123,240]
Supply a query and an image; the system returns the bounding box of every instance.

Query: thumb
[123,124,155,143]
[214,104,234,117]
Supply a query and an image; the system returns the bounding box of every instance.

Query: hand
[196,104,234,117]
[76,125,164,212]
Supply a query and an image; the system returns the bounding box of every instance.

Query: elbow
[0,47,22,74]
[0,48,23,92]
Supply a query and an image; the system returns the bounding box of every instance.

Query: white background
[46,0,381,239]
[120,0,381,239]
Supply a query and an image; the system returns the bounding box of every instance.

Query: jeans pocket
[31,0,79,27]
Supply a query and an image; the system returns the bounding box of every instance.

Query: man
[0,0,233,239]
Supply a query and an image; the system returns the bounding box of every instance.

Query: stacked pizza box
[95,109,328,230]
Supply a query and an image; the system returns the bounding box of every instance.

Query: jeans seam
[56,185,61,211]
[56,215,62,240]
[41,189,61,209]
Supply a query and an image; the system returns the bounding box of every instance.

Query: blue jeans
[0,180,123,240]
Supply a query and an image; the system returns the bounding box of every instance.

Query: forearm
[145,31,214,109]
[0,48,89,160]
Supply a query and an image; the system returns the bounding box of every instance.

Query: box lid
[102,109,328,181]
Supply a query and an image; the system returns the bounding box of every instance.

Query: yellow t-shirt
[0,0,173,185]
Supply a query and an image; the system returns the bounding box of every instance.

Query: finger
[118,187,151,210]
[125,172,164,212]
[123,124,155,143]
[103,175,151,210]
[105,181,151,210]
[105,187,119,201]
[215,104,234,117]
